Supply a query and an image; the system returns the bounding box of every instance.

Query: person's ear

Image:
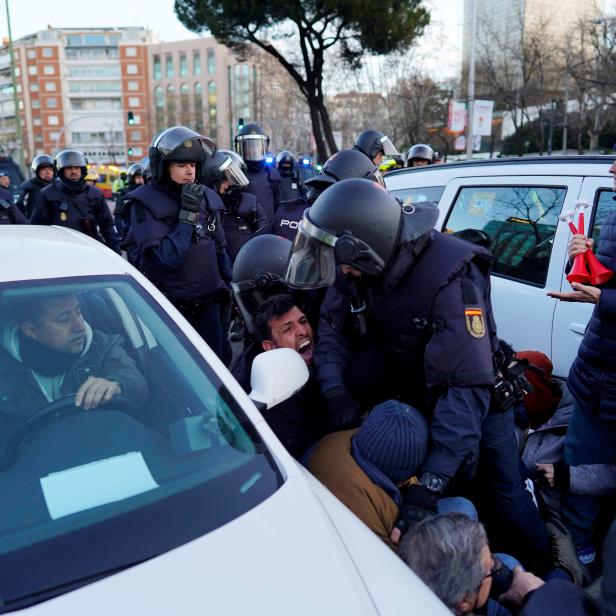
[20,321,38,340]
[262,340,275,352]
[456,595,475,615]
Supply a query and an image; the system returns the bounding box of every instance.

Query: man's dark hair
[254,294,298,343]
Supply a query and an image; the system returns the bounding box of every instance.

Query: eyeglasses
[484,556,504,580]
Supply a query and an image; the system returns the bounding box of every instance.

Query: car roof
[385,155,615,191]
[0,226,130,283]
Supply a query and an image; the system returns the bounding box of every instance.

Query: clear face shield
[285,216,338,290]
[379,135,399,157]
[219,155,249,189]
[236,135,268,162]
[231,278,289,335]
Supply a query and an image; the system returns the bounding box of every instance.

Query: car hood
[20,471,447,615]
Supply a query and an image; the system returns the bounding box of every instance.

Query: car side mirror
[249,348,309,410]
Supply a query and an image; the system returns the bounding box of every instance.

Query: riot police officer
[202,149,266,261]
[113,162,145,241]
[276,151,304,202]
[285,178,550,568]
[234,122,281,221]
[16,154,54,218]
[126,126,232,361]
[0,183,26,224]
[30,149,121,253]
[353,129,399,166]
[406,144,434,167]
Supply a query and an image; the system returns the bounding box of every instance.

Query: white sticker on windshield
[40,451,159,520]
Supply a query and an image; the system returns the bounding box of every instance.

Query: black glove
[393,484,439,537]
[324,386,361,430]
[179,183,204,225]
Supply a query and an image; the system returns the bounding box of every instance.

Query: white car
[0,226,447,615]
[386,155,616,377]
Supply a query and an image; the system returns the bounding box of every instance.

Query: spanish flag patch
[465,308,485,339]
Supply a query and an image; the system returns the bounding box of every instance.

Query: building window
[180,83,190,124]
[129,96,140,107]
[13,67,19,77]
[30,83,39,92]
[194,82,203,132]
[42,47,54,58]
[32,99,40,109]
[165,54,173,78]
[131,130,142,140]
[28,66,37,76]
[179,53,188,77]
[84,34,106,45]
[207,48,215,74]
[208,80,217,139]
[126,64,138,75]
[127,80,139,91]
[49,131,60,141]
[44,82,57,91]
[153,54,162,80]
[27,49,36,59]
[47,98,58,108]
[43,65,55,75]
[154,85,164,108]
[193,50,201,76]
[154,85,165,131]
[125,46,137,57]
[166,84,176,123]
[33,117,42,126]
[48,115,59,126]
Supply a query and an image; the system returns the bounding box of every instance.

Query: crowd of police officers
[2,123,601,605]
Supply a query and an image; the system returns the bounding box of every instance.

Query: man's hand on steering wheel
[75,376,122,410]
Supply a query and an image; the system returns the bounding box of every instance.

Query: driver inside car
[0,293,149,453]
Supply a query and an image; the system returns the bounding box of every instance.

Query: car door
[436,175,583,369]
[551,176,615,377]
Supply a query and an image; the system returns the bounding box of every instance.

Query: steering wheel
[4,394,137,465]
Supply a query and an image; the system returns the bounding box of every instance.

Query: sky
[0,0,464,81]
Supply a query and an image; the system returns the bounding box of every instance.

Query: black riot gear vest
[221,191,261,261]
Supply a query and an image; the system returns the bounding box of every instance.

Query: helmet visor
[285,217,337,290]
[220,155,249,188]
[379,136,399,156]
[237,136,267,162]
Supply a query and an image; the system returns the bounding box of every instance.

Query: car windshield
[0,275,281,611]
[390,185,445,206]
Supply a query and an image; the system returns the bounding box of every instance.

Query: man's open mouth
[297,339,313,363]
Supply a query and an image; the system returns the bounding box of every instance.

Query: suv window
[591,189,616,245]
[444,185,566,286]
[390,185,445,206]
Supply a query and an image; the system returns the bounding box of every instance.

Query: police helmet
[304,149,384,193]
[218,149,248,173]
[201,149,249,192]
[276,150,295,174]
[30,154,54,177]
[353,129,399,161]
[232,234,293,334]
[285,178,438,289]
[54,149,88,178]
[148,126,216,183]
[406,144,434,166]
[234,122,269,163]
[127,163,145,181]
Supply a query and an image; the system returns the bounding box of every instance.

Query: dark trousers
[561,402,616,548]
[475,409,550,569]
[180,300,226,364]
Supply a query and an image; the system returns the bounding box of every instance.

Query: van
[385,156,616,377]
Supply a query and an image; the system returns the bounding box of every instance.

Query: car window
[390,185,445,206]
[444,186,566,286]
[591,189,616,246]
[0,276,281,608]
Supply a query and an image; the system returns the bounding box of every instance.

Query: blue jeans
[561,401,616,547]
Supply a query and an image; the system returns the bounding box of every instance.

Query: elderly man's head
[254,294,314,365]
[402,514,496,615]
[19,294,87,354]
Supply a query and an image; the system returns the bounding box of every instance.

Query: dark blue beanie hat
[353,399,429,484]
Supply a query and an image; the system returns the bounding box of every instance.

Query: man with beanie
[307,400,476,548]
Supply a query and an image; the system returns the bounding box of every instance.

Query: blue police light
[302,158,310,165]
[265,156,274,165]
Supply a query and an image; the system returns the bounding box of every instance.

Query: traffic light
[127,111,135,126]
[238,117,244,130]
[127,146,133,156]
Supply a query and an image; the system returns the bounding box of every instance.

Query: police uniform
[244,163,281,221]
[261,197,308,242]
[16,177,50,219]
[31,178,121,253]
[0,186,27,224]
[128,182,232,360]
[278,171,305,202]
[113,181,139,241]
[220,190,267,261]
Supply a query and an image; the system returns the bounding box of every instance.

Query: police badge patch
[464,308,485,338]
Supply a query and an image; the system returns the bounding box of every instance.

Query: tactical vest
[245,165,280,221]
[221,192,259,261]
[129,183,225,301]
[279,174,303,202]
